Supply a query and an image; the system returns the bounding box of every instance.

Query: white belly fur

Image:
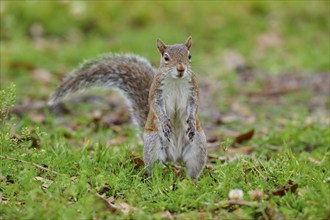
[162,77,190,162]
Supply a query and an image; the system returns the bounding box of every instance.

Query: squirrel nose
[176,63,186,74]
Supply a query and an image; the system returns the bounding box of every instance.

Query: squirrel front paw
[186,118,196,141]
[161,118,172,142]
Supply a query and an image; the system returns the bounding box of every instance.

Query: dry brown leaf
[234,129,254,144]
[207,141,221,150]
[109,125,123,133]
[10,100,46,117]
[207,154,228,164]
[0,193,8,205]
[130,155,144,169]
[9,61,36,71]
[217,115,241,124]
[231,102,251,116]
[108,136,128,146]
[70,176,77,182]
[198,212,211,219]
[308,157,321,165]
[15,200,25,205]
[248,190,264,201]
[31,68,53,83]
[222,50,246,71]
[34,176,53,189]
[96,194,117,212]
[246,87,300,97]
[101,110,129,126]
[160,211,173,220]
[272,181,298,197]
[173,165,184,176]
[1,200,8,205]
[227,146,254,154]
[264,206,285,220]
[48,102,72,115]
[117,201,136,215]
[222,129,241,137]
[206,134,220,143]
[219,199,259,208]
[28,111,46,123]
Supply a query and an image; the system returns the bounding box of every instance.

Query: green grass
[1,1,329,219]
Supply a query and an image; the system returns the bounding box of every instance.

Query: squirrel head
[157,36,192,79]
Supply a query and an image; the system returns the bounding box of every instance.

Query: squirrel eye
[188,54,191,60]
[163,53,169,62]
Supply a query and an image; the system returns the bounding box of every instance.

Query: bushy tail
[48,54,155,129]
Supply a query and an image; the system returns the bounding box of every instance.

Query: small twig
[227,200,259,207]
[96,193,117,212]
[0,155,61,175]
[220,200,259,207]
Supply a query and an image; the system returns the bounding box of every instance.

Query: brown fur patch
[144,110,158,132]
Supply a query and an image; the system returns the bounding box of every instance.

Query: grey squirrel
[49,37,207,180]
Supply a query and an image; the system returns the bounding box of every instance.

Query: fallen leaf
[130,155,144,169]
[48,102,72,115]
[264,206,285,220]
[216,115,241,124]
[117,201,136,215]
[308,157,321,165]
[160,211,173,220]
[207,141,221,150]
[227,146,254,154]
[207,154,228,164]
[31,68,53,83]
[222,50,246,71]
[9,61,36,71]
[248,190,264,201]
[0,197,8,205]
[34,176,53,189]
[29,23,44,39]
[236,65,256,81]
[234,129,255,144]
[207,134,220,143]
[108,136,128,146]
[231,102,251,116]
[101,110,129,126]
[256,31,282,59]
[222,129,241,137]
[272,181,298,197]
[70,176,77,182]
[96,193,117,212]
[15,200,25,205]
[219,200,258,208]
[246,87,300,97]
[10,100,46,117]
[28,111,46,123]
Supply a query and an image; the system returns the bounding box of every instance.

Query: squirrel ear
[157,39,167,55]
[185,36,192,50]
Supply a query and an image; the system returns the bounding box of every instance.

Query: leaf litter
[272,180,298,197]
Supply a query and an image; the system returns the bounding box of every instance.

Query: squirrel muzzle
[176,63,186,78]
